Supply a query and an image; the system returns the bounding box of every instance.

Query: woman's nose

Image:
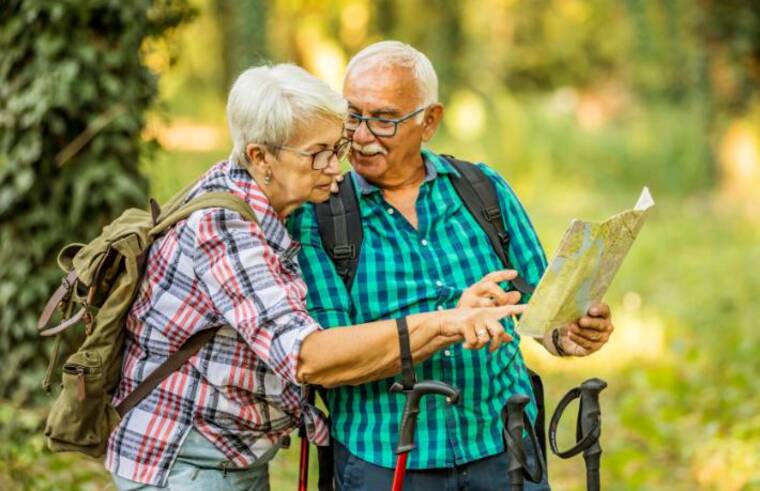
[324,153,341,174]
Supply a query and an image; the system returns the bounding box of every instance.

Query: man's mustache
[351,142,388,156]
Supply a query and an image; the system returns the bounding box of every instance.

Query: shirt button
[444,350,452,357]
[435,280,444,287]
[387,208,394,214]
[421,239,428,246]
[437,305,445,311]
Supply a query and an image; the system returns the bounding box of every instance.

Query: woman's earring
[264,168,272,185]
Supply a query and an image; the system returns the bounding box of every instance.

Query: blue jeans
[334,439,550,491]
[112,429,279,491]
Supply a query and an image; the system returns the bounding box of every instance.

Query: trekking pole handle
[390,380,460,454]
[549,378,607,459]
[505,394,529,490]
[503,394,544,486]
[579,378,607,491]
[578,378,607,458]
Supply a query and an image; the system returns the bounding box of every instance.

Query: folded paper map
[516,187,655,338]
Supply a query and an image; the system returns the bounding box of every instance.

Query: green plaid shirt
[287,149,547,469]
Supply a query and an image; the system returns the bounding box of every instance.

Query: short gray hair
[345,41,439,107]
[227,64,347,165]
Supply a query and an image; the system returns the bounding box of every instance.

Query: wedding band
[476,329,487,338]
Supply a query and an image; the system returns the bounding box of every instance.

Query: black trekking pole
[549,378,607,491]
[502,394,544,491]
[389,380,460,491]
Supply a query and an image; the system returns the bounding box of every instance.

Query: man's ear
[421,103,444,142]
[245,143,271,175]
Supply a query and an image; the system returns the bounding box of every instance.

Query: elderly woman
[107,64,523,490]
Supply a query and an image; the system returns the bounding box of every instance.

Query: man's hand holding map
[517,187,655,338]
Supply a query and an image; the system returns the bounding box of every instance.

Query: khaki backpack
[37,182,257,457]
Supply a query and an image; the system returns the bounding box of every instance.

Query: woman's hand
[438,304,527,352]
[457,270,522,308]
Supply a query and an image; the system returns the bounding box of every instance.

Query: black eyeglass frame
[344,106,427,138]
[271,137,351,170]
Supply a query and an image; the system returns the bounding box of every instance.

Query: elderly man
[288,41,614,490]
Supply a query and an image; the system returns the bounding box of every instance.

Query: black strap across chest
[314,154,535,296]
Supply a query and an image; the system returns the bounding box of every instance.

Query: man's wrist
[551,328,569,357]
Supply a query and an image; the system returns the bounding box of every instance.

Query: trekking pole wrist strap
[548,386,600,459]
[396,317,415,390]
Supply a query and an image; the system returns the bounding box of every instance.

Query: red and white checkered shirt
[106,160,328,486]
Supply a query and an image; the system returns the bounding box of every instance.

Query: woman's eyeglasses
[273,138,351,170]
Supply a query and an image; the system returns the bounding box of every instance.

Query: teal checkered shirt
[287,149,548,469]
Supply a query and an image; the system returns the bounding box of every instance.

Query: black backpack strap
[313,178,361,491]
[442,155,535,296]
[443,155,547,474]
[315,176,363,292]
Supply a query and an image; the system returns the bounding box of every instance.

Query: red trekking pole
[389,318,460,491]
[298,422,310,491]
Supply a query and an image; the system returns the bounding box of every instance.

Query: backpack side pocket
[44,350,120,457]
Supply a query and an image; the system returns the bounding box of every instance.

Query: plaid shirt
[288,149,548,469]
[106,160,327,486]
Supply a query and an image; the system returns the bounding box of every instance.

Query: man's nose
[351,120,376,144]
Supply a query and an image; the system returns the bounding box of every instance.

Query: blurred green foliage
[0,0,194,402]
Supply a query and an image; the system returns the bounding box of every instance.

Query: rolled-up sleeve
[191,207,320,385]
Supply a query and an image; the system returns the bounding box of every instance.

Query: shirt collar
[350,148,455,196]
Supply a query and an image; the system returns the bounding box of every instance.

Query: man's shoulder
[286,202,317,240]
[432,152,505,184]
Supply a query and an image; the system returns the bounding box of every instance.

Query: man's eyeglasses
[273,138,351,170]
[344,106,427,138]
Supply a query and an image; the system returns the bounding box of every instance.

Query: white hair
[227,64,347,165]
[345,40,439,108]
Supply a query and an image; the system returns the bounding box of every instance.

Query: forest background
[1,0,758,489]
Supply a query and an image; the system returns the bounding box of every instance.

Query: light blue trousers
[112,429,279,491]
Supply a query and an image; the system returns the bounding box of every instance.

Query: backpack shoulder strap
[115,327,220,417]
[443,155,534,295]
[117,192,258,417]
[150,191,258,237]
[445,155,546,461]
[314,176,362,293]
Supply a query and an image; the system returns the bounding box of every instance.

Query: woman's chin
[307,188,332,203]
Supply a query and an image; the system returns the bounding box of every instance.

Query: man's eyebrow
[370,107,400,117]
[348,105,400,117]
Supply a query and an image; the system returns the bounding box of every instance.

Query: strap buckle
[331,244,356,260]
[482,206,501,222]
[497,232,511,247]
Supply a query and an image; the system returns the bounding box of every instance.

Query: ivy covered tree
[0,0,194,401]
